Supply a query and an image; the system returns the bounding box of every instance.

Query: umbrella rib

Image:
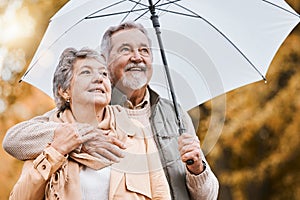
[127,0,148,8]
[86,0,127,18]
[155,8,199,18]
[22,21,88,81]
[262,0,300,18]
[120,0,163,23]
[86,7,149,19]
[130,0,178,22]
[85,0,185,20]
[169,1,267,81]
[133,9,150,21]
[127,0,182,8]
[21,24,83,81]
[155,0,183,7]
[124,0,185,20]
[120,0,143,22]
[125,0,183,21]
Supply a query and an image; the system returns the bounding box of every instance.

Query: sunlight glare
[0,0,35,44]
[0,98,6,114]
[0,47,8,73]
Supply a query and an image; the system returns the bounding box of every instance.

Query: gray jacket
[147,88,219,200]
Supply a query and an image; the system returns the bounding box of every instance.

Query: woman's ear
[58,87,70,100]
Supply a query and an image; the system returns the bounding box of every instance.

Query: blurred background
[0,0,299,199]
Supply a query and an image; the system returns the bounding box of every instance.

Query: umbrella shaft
[148,0,185,133]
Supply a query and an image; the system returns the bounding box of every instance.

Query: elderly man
[3,21,219,199]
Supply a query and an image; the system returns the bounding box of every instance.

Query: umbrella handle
[179,128,194,165]
[186,160,194,165]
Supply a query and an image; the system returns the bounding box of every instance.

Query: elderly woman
[9,47,170,200]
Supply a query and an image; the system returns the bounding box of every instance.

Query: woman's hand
[51,123,83,155]
[51,122,126,164]
[80,127,126,164]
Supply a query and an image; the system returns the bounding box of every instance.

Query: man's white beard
[122,72,147,90]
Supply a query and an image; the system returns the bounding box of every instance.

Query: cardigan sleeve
[3,109,58,160]
[9,146,67,200]
[186,159,219,200]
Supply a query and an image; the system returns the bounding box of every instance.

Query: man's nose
[130,49,143,63]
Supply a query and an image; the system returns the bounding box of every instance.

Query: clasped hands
[51,123,126,164]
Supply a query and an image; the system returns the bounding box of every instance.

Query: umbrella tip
[262,76,267,84]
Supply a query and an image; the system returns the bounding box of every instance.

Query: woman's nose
[93,72,104,83]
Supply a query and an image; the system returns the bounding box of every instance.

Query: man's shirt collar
[111,87,150,110]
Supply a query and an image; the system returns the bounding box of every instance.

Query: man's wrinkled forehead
[110,28,150,49]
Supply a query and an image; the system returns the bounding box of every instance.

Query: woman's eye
[80,70,91,75]
[101,71,108,77]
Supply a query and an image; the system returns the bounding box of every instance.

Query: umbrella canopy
[21,0,300,111]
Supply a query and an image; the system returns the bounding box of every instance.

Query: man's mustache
[124,63,147,72]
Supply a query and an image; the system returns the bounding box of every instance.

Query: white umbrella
[21,0,299,110]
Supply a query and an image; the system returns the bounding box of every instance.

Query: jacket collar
[147,86,160,107]
[110,86,160,108]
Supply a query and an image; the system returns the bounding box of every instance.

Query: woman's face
[68,57,111,110]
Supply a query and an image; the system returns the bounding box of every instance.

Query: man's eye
[120,47,131,53]
[140,48,150,56]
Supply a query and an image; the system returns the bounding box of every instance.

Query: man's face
[107,28,153,93]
